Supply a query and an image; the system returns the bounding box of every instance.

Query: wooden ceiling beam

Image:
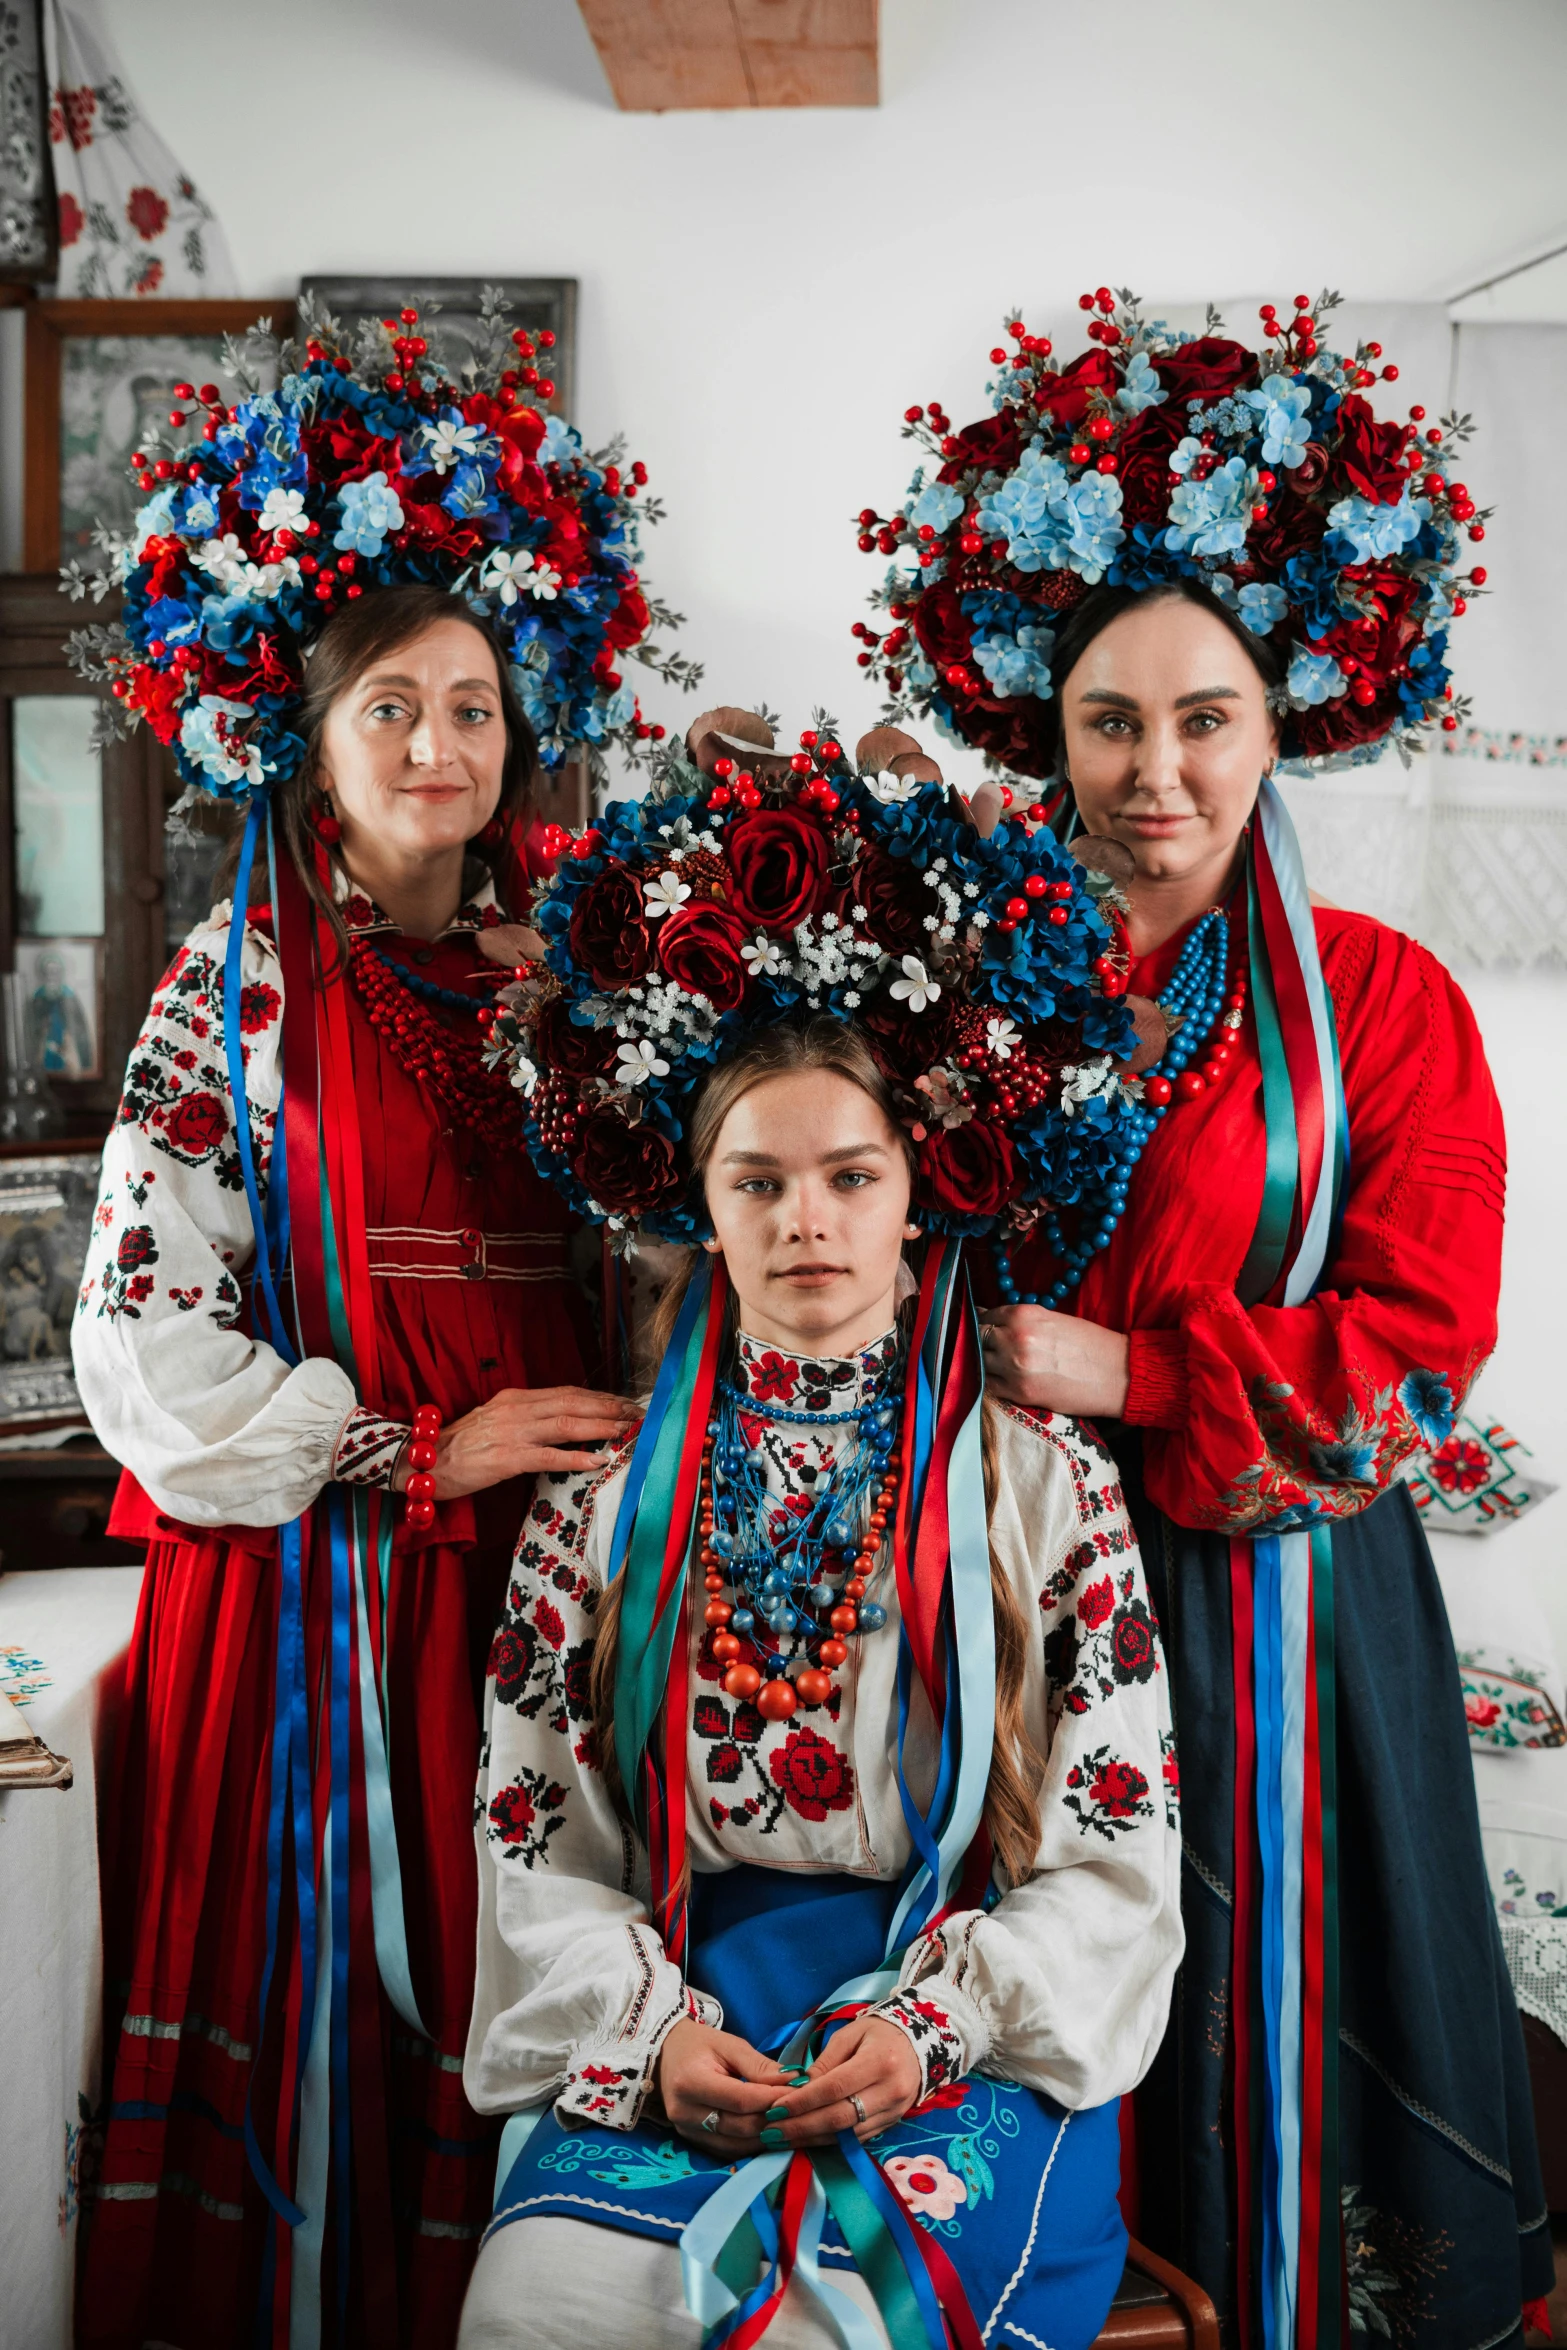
[577,0,877,111]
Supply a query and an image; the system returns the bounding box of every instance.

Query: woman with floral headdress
[457,713,1183,2349]
[852,293,1550,2344]
[66,309,690,2347]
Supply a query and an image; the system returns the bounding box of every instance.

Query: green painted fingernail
[764,2104,789,2120]
[760,2127,786,2148]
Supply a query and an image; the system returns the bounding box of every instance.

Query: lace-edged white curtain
[1282,317,1567,972]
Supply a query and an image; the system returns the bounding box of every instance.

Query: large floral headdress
[851,288,1488,776]
[487,708,1150,1243]
[67,293,700,796]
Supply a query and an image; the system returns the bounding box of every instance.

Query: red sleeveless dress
[77,917,590,2350]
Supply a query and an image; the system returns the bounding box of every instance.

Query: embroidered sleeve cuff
[1123,1329,1190,1430]
[332,1405,410,1488]
[555,1982,721,2134]
[875,1985,986,2102]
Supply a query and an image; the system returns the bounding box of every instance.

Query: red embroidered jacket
[1016,907,1505,1535]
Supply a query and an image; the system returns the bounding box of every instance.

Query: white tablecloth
[0,1568,144,2350]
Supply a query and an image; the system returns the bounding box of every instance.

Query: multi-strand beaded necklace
[698,1355,902,1721]
[347,940,519,1153]
[997,903,1249,1307]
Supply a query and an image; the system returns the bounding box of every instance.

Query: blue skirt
[486,1869,1127,2348]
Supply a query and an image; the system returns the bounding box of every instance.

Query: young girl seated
[459,718,1183,2349]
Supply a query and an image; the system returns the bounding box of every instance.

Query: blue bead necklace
[996,907,1244,1308]
[703,1371,900,1712]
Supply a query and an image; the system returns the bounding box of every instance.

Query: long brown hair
[590,1018,1048,1889]
[218,583,539,965]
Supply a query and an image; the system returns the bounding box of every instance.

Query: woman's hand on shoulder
[980,1305,1130,1420]
[756,2016,922,2148]
[655,2019,791,2150]
[394,1385,637,1498]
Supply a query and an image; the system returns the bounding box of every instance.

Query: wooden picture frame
[0,1145,101,1437]
[23,297,296,574]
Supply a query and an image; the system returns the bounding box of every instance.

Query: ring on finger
[700,2110,722,2134]
[849,2093,868,2127]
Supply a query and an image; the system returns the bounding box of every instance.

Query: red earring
[477,816,505,848]
[312,796,341,845]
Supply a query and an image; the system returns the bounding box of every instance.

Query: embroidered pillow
[1402,1412,1557,1535]
[1457,1649,1567,1752]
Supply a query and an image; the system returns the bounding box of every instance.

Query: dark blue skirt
[1122,1443,1553,2346]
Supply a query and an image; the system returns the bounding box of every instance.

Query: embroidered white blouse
[70,886,505,1526]
[465,1333,1184,2134]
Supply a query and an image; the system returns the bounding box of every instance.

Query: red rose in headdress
[1312,567,1421,689]
[916,1121,1016,1221]
[941,692,1054,780]
[534,995,619,1080]
[1247,485,1326,572]
[726,810,830,933]
[1291,689,1400,758]
[567,867,653,988]
[1149,337,1258,406]
[851,843,933,959]
[655,902,750,1010]
[1116,409,1185,530]
[936,410,1023,486]
[1332,394,1409,506]
[910,581,973,672]
[572,1107,683,1217]
[1033,348,1117,428]
[604,583,651,650]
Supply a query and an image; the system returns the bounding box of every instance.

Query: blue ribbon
[223,791,296,1367]
[606,1257,711,1591]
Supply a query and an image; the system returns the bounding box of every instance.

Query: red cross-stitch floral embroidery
[1063,1746,1154,1841]
[487,1766,569,1869]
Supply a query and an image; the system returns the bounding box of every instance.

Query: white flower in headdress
[258,487,310,540]
[422,416,484,474]
[616,1037,669,1086]
[865,769,921,804]
[510,1052,540,1097]
[643,868,692,919]
[1059,1059,1115,1117]
[484,548,561,605]
[191,533,248,586]
[985,1017,1020,1062]
[889,956,941,1013]
[742,933,786,978]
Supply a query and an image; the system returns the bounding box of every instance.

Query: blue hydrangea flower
[132,486,177,554]
[1238,581,1289,635]
[602,678,637,727]
[1107,524,1186,591]
[1398,1369,1455,1450]
[908,480,965,534]
[442,460,502,525]
[1057,471,1125,581]
[1115,351,1168,416]
[176,481,224,538]
[1326,488,1424,564]
[1164,456,1252,558]
[1243,377,1315,469]
[1168,436,1205,479]
[1287,644,1347,705]
[1283,550,1346,642]
[972,623,1056,700]
[334,470,405,556]
[976,446,1072,572]
[539,414,579,465]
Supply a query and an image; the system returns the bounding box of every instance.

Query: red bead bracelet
[404,1404,441,1532]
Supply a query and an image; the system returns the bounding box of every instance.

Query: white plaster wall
[64,0,1567,783]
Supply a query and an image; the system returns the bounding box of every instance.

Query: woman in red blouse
[982,581,1549,2343]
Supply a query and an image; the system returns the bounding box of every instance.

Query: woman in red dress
[72,585,633,2348]
[980,582,1550,2345]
